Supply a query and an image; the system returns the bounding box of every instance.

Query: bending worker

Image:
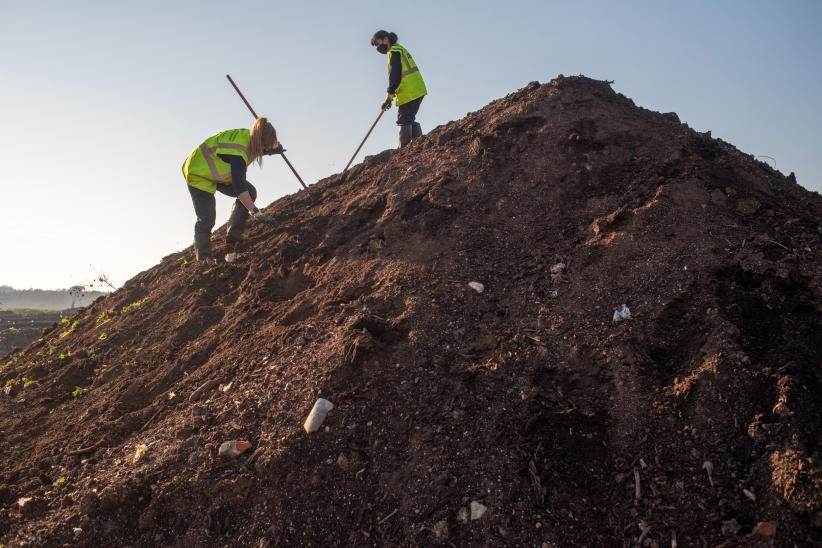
[371,30,428,147]
[182,117,282,262]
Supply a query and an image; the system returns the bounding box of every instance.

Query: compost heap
[2,76,821,547]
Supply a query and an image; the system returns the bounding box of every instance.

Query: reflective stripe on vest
[183,129,252,193]
[198,142,250,182]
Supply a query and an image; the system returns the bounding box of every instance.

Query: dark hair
[372,30,398,45]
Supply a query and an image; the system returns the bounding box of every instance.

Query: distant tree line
[0,286,107,311]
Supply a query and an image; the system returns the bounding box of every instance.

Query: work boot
[226,200,249,245]
[194,232,213,261]
[398,124,413,148]
[412,122,423,139]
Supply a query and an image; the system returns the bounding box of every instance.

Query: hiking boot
[412,122,422,139]
[398,124,413,147]
[226,200,249,244]
[194,232,213,261]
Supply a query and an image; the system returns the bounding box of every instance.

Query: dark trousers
[397,96,423,126]
[188,182,257,237]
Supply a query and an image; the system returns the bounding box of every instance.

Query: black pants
[188,182,257,237]
[397,96,423,126]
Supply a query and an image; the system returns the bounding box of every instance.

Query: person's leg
[219,182,257,244]
[188,185,217,260]
[397,97,423,145]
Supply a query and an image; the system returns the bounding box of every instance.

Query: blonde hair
[249,117,277,167]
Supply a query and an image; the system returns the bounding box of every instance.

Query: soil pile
[2,76,821,547]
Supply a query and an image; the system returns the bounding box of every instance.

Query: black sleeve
[217,154,249,196]
[387,51,402,93]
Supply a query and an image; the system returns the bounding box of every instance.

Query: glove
[250,207,276,224]
[381,94,395,111]
[264,143,285,155]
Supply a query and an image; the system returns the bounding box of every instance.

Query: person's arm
[218,154,255,211]
[387,50,402,93]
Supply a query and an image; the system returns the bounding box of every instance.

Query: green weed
[71,386,87,398]
[58,320,80,339]
[122,297,149,314]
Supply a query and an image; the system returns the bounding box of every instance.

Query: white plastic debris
[612,304,632,322]
[304,398,335,433]
[468,282,485,294]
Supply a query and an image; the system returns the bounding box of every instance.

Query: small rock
[218,440,252,459]
[16,496,32,509]
[721,518,741,535]
[468,281,485,294]
[549,262,566,282]
[743,488,756,501]
[457,507,469,523]
[432,520,449,540]
[470,501,487,520]
[132,443,148,464]
[751,521,777,540]
[304,398,334,433]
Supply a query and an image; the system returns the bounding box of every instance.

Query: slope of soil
[2,76,821,547]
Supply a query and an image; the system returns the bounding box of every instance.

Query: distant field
[0,309,64,359]
[3,308,61,315]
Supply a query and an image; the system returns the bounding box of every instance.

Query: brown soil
[1,76,821,547]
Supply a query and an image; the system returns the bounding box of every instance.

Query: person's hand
[381,94,395,111]
[251,207,276,224]
[265,143,285,155]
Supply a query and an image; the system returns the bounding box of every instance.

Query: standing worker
[182,117,283,262]
[371,30,428,147]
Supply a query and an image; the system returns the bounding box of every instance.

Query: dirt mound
[2,76,822,547]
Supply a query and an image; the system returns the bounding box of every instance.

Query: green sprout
[59,320,80,339]
[122,297,149,313]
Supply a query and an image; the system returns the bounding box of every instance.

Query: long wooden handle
[344,109,385,172]
[226,74,259,119]
[225,74,308,191]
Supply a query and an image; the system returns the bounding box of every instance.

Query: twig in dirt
[67,438,105,457]
[378,508,398,525]
[189,378,222,402]
[637,524,653,547]
[634,468,642,501]
[671,529,677,548]
[136,407,163,434]
[767,239,789,250]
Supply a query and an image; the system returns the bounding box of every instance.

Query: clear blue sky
[2,0,820,289]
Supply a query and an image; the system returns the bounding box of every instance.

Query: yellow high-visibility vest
[388,44,427,106]
[182,129,251,194]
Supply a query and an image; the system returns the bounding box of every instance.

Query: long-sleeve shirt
[387,50,402,94]
[217,154,249,195]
